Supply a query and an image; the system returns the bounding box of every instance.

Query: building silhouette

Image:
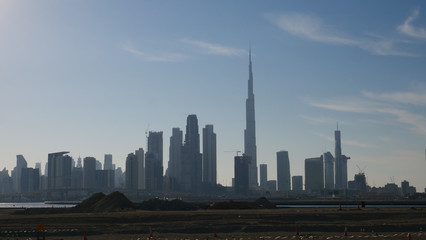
[259,164,267,189]
[125,153,138,190]
[277,151,291,192]
[323,152,334,189]
[104,154,113,170]
[135,148,145,190]
[168,127,183,191]
[305,157,324,193]
[202,124,217,187]
[234,155,251,195]
[83,156,96,189]
[21,167,39,193]
[244,49,258,189]
[48,152,72,190]
[292,176,303,192]
[334,127,350,190]
[13,155,27,193]
[145,132,163,191]
[181,115,202,193]
[267,180,277,191]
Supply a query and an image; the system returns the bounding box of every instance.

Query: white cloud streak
[308,90,426,137]
[363,90,426,106]
[314,132,374,148]
[397,9,426,39]
[265,13,415,57]
[181,38,246,57]
[122,44,188,62]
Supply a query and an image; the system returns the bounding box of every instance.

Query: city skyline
[1,1,426,190]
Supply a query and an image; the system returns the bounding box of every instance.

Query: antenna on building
[145,124,150,151]
[337,121,339,130]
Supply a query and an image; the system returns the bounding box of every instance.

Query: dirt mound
[205,198,276,210]
[73,192,106,212]
[92,191,135,212]
[140,198,197,211]
[73,191,135,213]
[255,197,276,209]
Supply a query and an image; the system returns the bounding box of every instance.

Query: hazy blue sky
[1,1,426,190]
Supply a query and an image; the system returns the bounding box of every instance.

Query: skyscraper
[334,126,350,190]
[181,115,202,193]
[305,157,324,193]
[234,155,251,195]
[277,151,291,192]
[48,152,72,190]
[323,152,334,189]
[168,127,183,190]
[244,49,258,189]
[104,154,113,170]
[13,155,27,193]
[135,148,145,190]
[145,131,163,191]
[202,124,217,187]
[83,157,96,189]
[259,164,267,189]
[292,176,303,192]
[125,153,138,190]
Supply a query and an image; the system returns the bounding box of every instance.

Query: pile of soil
[204,197,276,209]
[73,191,135,213]
[139,198,197,211]
[73,192,106,212]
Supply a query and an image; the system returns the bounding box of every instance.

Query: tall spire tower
[244,47,258,188]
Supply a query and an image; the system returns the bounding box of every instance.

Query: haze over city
[1,1,426,191]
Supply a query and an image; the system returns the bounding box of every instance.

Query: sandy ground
[0,207,424,240]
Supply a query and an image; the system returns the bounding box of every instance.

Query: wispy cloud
[377,108,426,136]
[363,90,426,106]
[308,89,426,137]
[397,9,426,39]
[307,98,379,114]
[265,13,415,57]
[181,38,246,57]
[314,132,374,148]
[121,43,188,62]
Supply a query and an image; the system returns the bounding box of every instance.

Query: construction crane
[224,150,241,156]
[356,165,367,175]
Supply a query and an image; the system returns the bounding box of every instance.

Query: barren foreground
[0,207,425,240]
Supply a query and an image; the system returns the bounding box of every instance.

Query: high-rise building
[267,180,277,191]
[305,157,324,193]
[181,115,202,193]
[13,155,28,193]
[259,164,268,189]
[125,153,138,190]
[234,155,251,195]
[104,154,113,170]
[168,128,183,190]
[135,148,145,190]
[35,162,41,175]
[47,152,72,190]
[71,166,83,189]
[202,124,216,187]
[96,160,102,170]
[292,176,303,192]
[83,157,96,189]
[401,180,410,196]
[145,132,163,191]
[244,49,258,189]
[334,127,350,190]
[95,170,115,190]
[20,168,39,193]
[277,151,291,192]
[323,152,334,189]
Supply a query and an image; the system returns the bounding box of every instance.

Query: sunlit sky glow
[1,1,426,190]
